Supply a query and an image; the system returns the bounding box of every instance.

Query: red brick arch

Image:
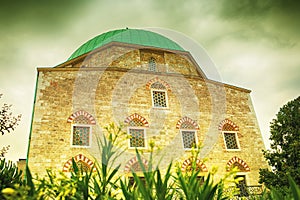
[226,156,250,172]
[62,154,95,172]
[124,113,149,127]
[181,158,208,172]
[67,110,96,125]
[218,119,239,131]
[176,116,199,130]
[124,156,149,173]
[146,77,171,91]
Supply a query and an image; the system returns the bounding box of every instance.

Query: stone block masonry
[28,43,268,186]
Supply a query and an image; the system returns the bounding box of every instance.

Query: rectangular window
[223,132,240,150]
[197,176,205,185]
[181,130,197,149]
[129,128,146,148]
[129,176,146,188]
[72,125,91,147]
[235,175,248,197]
[152,90,167,108]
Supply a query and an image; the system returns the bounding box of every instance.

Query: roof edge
[37,66,251,93]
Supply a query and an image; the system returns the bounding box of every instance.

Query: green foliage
[252,176,300,200]
[91,123,126,199]
[0,94,21,136]
[0,94,21,158]
[120,149,176,199]
[174,150,230,200]
[259,96,300,194]
[0,158,23,199]
[3,123,300,199]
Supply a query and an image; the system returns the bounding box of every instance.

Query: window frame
[151,88,168,108]
[71,124,92,148]
[235,174,249,197]
[129,176,146,188]
[222,131,241,151]
[197,176,205,185]
[127,127,147,149]
[180,129,198,150]
[148,57,157,72]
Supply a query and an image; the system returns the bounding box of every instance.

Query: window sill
[71,145,91,148]
[128,147,148,150]
[152,107,169,110]
[224,149,241,152]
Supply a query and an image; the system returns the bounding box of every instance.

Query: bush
[2,123,299,199]
[0,158,23,199]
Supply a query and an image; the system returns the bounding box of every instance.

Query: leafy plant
[174,153,229,200]
[0,94,21,136]
[259,96,300,195]
[0,158,23,199]
[249,176,300,200]
[91,123,127,199]
[120,148,175,200]
[4,123,300,199]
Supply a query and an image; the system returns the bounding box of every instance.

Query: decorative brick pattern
[67,110,96,125]
[176,116,199,130]
[74,115,90,124]
[226,156,250,172]
[124,156,149,173]
[181,158,208,172]
[124,113,149,127]
[151,82,166,90]
[62,154,95,172]
[146,77,171,91]
[218,119,239,131]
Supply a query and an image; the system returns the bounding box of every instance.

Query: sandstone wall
[28,47,268,185]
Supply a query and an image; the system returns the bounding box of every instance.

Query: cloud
[0,0,299,160]
[215,0,300,48]
[0,1,88,31]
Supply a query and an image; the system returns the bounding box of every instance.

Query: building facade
[27,28,268,187]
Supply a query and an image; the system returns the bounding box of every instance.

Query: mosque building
[27,28,268,191]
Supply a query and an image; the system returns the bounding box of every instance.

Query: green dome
[67,28,185,61]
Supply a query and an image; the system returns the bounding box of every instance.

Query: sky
[0,0,299,162]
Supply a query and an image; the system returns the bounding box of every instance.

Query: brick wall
[28,45,268,185]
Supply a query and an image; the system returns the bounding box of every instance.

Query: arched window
[124,156,149,173]
[219,119,240,150]
[146,78,170,108]
[226,156,250,172]
[176,117,199,150]
[148,57,156,72]
[62,154,95,172]
[181,158,208,173]
[124,157,148,188]
[226,156,250,197]
[67,110,95,147]
[125,114,149,148]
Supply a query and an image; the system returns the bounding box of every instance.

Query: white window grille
[127,117,147,149]
[181,130,197,149]
[148,57,156,71]
[71,124,92,147]
[151,82,168,108]
[128,128,146,148]
[223,131,240,150]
